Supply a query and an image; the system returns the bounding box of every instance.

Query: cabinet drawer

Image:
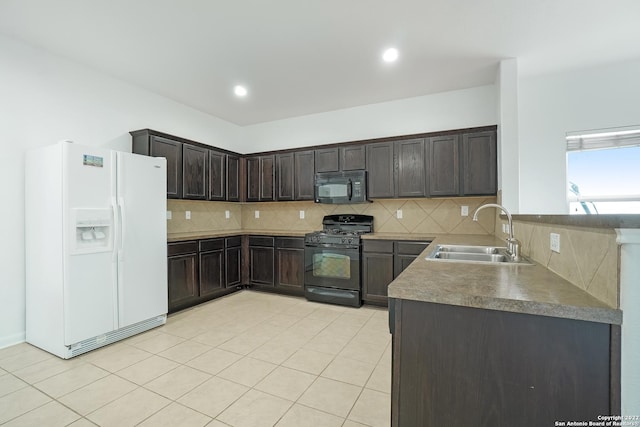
[225,236,242,248]
[199,238,225,252]
[276,237,304,249]
[394,241,431,255]
[168,241,198,256]
[363,239,394,253]
[249,236,275,247]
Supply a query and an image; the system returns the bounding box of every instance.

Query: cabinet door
[275,248,304,293]
[150,136,182,199]
[249,246,275,285]
[260,156,275,201]
[396,138,426,197]
[246,156,260,201]
[362,252,394,304]
[394,254,418,279]
[168,254,198,311]
[208,150,226,201]
[295,150,315,200]
[225,246,242,287]
[315,148,340,172]
[227,155,240,202]
[277,153,295,201]
[366,142,395,198]
[341,145,366,170]
[183,144,208,200]
[199,249,225,296]
[462,131,497,195]
[428,135,460,196]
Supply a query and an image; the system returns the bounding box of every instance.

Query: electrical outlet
[461,206,469,216]
[166,211,172,220]
[396,209,403,219]
[255,210,260,219]
[502,223,508,234]
[225,210,230,219]
[550,233,561,253]
[185,211,191,220]
[299,210,305,219]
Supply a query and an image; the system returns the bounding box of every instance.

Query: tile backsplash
[507,219,619,308]
[241,197,497,234]
[167,197,497,235]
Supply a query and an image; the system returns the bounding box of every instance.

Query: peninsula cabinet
[362,239,431,305]
[247,155,275,201]
[390,299,616,426]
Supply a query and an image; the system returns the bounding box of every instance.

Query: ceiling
[1,0,639,126]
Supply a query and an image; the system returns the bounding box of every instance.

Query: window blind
[566,127,640,151]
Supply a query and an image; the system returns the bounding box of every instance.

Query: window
[567,126,640,214]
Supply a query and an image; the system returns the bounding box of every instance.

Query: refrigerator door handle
[118,196,126,253]
[111,198,119,262]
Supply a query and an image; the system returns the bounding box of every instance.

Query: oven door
[304,244,360,291]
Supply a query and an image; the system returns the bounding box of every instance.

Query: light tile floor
[0,291,391,426]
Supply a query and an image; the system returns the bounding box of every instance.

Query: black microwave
[314,171,368,204]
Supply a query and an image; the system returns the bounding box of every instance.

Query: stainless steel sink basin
[425,244,532,265]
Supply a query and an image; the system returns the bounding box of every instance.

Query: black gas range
[303,214,374,307]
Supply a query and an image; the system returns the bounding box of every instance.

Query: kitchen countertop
[167,230,308,242]
[387,234,622,325]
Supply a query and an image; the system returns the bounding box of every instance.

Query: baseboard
[0,332,26,350]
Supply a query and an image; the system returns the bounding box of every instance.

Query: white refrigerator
[25,141,168,359]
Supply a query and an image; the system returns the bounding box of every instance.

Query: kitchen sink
[425,244,532,265]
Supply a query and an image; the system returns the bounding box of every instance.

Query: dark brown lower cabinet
[362,239,431,305]
[167,241,198,312]
[390,298,619,427]
[168,237,242,313]
[275,237,305,295]
[249,236,275,286]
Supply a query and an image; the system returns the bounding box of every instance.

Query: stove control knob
[341,237,347,243]
[348,238,353,244]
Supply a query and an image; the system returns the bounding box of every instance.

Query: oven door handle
[347,179,353,201]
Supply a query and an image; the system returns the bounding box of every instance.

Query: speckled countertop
[387,234,622,325]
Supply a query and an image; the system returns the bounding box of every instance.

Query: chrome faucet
[472,203,521,261]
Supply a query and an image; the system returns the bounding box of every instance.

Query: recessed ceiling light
[382,48,399,63]
[234,85,247,97]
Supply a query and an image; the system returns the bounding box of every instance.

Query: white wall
[518,58,640,213]
[497,59,520,212]
[242,85,497,152]
[0,35,242,348]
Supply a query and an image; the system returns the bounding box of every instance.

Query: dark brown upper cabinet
[276,152,295,201]
[294,150,315,200]
[395,138,427,198]
[208,150,226,201]
[428,135,460,197]
[366,142,395,198]
[132,132,183,199]
[315,145,366,173]
[247,155,275,202]
[341,145,366,171]
[226,155,240,202]
[462,131,497,195]
[182,144,208,200]
[315,147,340,172]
